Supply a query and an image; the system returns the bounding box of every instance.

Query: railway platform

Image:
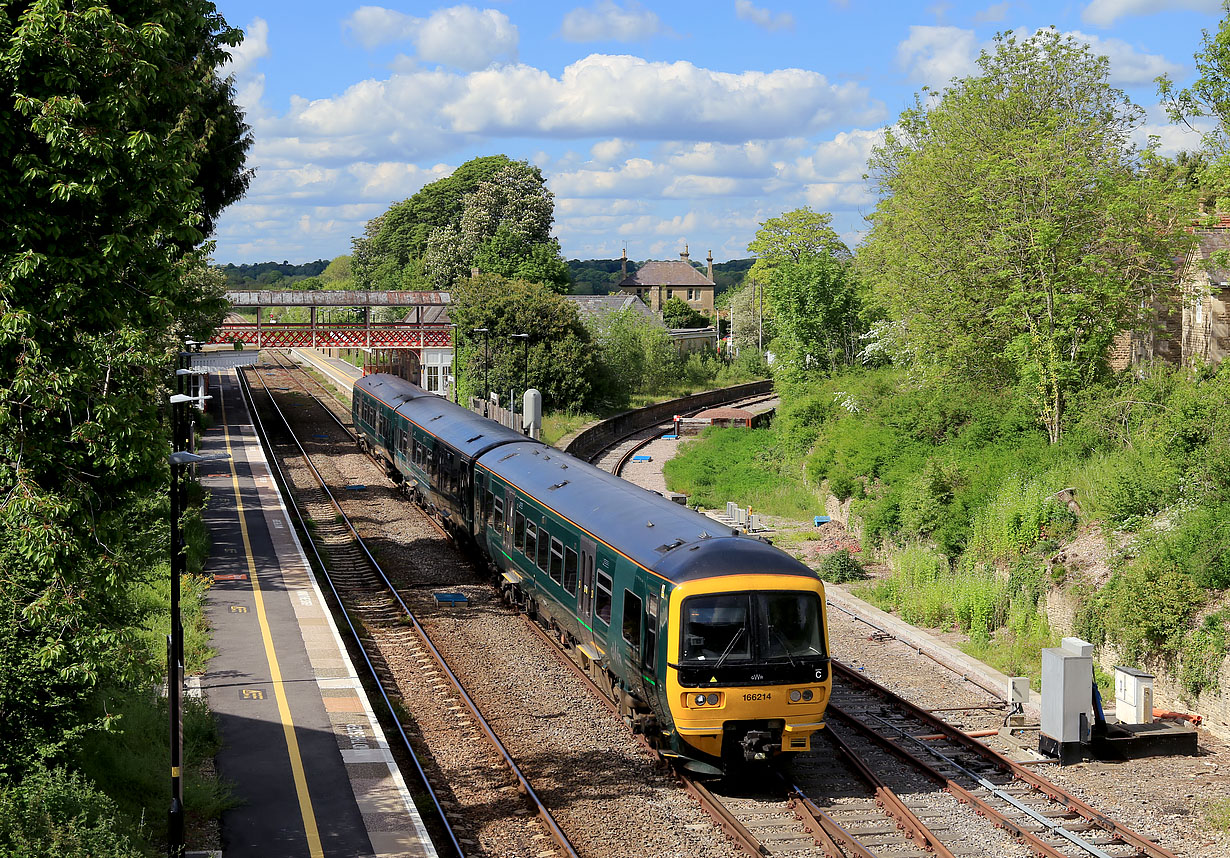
[194,366,435,858]
[288,347,362,393]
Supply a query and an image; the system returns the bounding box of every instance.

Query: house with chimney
[1113,217,1230,370]
[617,245,716,316]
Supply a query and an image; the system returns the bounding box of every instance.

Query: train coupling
[739,729,782,761]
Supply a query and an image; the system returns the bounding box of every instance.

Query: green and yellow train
[353,373,830,774]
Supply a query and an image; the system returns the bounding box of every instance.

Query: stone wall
[559,380,774,460]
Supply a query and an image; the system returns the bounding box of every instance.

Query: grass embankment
[665,364,1230,699]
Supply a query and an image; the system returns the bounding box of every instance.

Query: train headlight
[694,694,707,707]
[802,689,814,701]
[706,693,719,706]
[789,689,801,702]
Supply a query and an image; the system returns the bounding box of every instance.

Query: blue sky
[210,0,1223,265]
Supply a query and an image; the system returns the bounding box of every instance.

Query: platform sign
[188,351,260,369]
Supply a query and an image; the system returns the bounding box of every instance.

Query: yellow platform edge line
[219,374,324,858]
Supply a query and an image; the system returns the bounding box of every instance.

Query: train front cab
[663,574,830,770]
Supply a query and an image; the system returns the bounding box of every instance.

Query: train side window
[536,527,549,571]
[623,591,642,647]
[524,521,537,562]
[493,497,504,531]
[485,490,494,524]
[548,538,564,585]
[563,547,578,594]
[514,512,525,551]
[595,571,613,625]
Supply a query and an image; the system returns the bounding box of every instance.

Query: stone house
[617,246,716,315]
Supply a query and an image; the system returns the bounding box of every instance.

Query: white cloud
[785,129,883,183]
[344,5,517,70]
[560,1,664,42]
[1066,31,1184,84]
[417,7,518,69]
[1133,103,1210,155]
[590,138,635,163]
[1082,0,1220,28]
[273,55,879,159]
[734,0,795,32]
[344,6,419,49]
[973,2,1011,23]
[897,25,979,86]
[221,17,270,78]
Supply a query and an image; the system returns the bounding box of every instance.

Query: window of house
[426,365,439,392]
[595,571,613,625]
[549,537,564,585]
[667,289,675,299]
[564,547,578,594]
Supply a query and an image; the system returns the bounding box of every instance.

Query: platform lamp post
[509,333,528,426]
[167,383,227,857]
[471,327,490,410]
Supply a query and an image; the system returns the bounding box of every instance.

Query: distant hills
[216,257,754,295]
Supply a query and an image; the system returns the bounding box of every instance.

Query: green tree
[747,207,851,284]
[586,308,676,406]
[862,29,1192,443]
[765,255,860,377]
[1158,2,1230,153]
[0,1,250,772]
[352,154,518,289]
[659,297,709,329]
[448,274,594,411]
[425,161,569,291]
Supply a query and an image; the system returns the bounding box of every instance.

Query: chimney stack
[680,243,690,262]
[707,249,713,281]
[621,247,627,279]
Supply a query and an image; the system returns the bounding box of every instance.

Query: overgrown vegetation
[668,361,1230,698]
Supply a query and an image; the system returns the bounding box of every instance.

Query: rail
[239,361,581,858]
[561,379,773,460]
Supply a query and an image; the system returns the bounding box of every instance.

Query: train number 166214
[743,692,772,701]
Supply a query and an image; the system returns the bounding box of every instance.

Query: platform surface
[289,348,363,393]
[196,368,434,858]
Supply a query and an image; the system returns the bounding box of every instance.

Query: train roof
[397,394,533,459]
[353,372,432,408]
[355,373,530,459]
[477,441,818,584]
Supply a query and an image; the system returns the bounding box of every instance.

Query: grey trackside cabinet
[1039,637,1094,764]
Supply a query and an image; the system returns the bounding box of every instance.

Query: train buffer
[813,516,831,527]
[632,455,652,463]
[433,592,470,608]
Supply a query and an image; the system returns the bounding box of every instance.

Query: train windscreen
[678,591,827,686]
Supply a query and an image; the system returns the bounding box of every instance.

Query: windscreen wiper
[713,627,746,670]
[768,625,798,668]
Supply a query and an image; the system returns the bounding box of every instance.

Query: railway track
[588,392,779,476]
[238,360,579,858]
[237,353,1184,858]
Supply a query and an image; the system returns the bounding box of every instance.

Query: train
[351,373,831,775]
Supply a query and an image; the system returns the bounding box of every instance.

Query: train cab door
[503,486,517,556]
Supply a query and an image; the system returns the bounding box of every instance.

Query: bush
[0,766,143,858]
[819,549,866,583]
[1180,612,1228,698]
[827,468,857,502]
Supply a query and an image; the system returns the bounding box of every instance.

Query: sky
[209,0,1224,265]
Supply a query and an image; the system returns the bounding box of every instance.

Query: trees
[744,208,859,377]
[0,1,251,771]
[586,309,676,407]
[355,156,570,293]
[861,29,1192,443]
[447,274,594,411]
[660,297,709,329]
[1158,2,1230,154]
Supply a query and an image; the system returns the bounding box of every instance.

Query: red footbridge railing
[209,322,453,350]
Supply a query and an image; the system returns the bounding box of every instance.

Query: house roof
[617,259,715,288]
[1194,222,1230,286]
[565,293,662,325]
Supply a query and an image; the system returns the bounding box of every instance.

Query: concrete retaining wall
[560,379,774,460]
